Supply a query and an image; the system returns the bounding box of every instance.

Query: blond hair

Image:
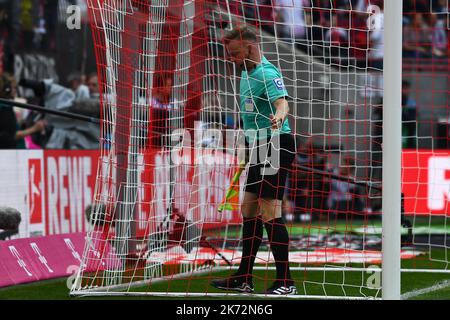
[223,24,258,45]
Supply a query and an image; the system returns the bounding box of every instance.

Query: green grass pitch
[1,249,449,300]
[1,217,449,300]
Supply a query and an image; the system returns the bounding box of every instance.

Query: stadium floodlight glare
[70,0,450,300]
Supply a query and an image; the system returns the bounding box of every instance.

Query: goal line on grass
[401,280,450,300]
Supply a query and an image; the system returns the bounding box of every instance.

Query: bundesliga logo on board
[272,78,285,90]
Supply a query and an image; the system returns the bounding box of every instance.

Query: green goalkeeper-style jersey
[240,56,291,144]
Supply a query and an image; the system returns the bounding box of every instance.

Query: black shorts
[244,134,296,200]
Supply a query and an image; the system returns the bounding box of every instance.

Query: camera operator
[0,73,45,149]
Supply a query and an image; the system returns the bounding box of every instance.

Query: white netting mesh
[71,0,450,299]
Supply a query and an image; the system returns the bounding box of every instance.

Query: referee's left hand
[270,114,283,130]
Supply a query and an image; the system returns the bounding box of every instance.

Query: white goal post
[382,0,402,300]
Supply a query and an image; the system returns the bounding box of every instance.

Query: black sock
[236,216,263,281]
[264,218,293,285]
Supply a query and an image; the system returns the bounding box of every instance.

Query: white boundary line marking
[401,280,450,300]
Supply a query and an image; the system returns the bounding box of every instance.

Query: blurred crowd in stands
[0,0,61,74]
[0,71,101,150]
[0,0,99,150]
[232,0,449,65]
[0,0,447,151]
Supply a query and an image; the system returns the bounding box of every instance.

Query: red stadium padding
[402,149,450,215]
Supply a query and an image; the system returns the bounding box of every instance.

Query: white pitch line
[401,280,450,300]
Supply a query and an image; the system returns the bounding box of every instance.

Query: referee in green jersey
[211,25,297,295]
